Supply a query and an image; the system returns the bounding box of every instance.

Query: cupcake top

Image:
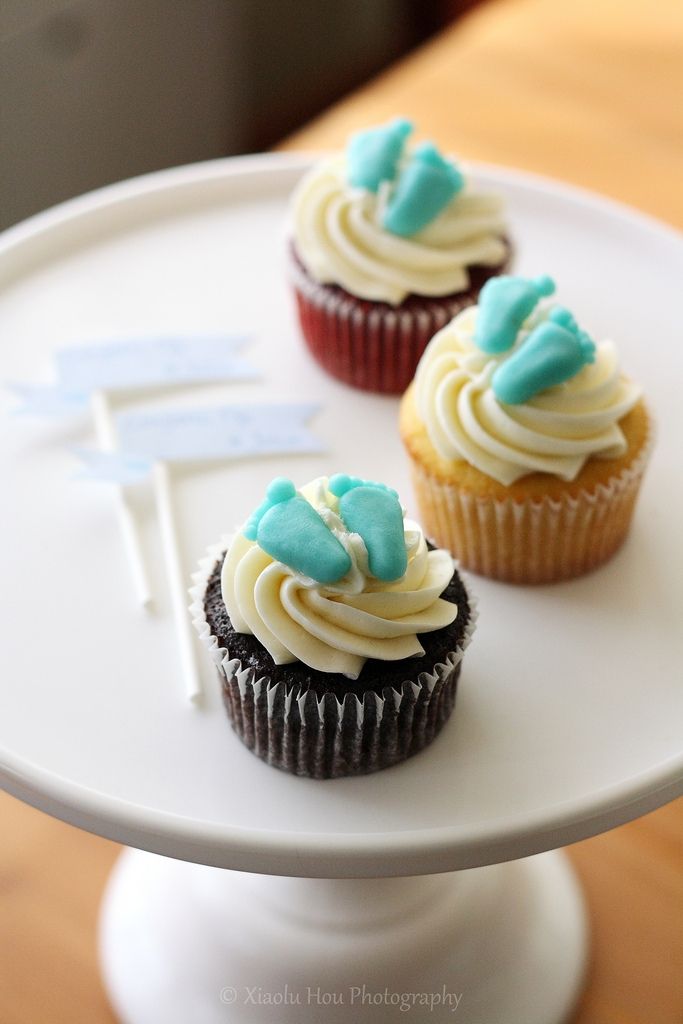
[221,474,459,679]
[413,274,642,485]
[290,117,508,305]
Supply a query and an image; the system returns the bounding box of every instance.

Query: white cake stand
[1,155,681,1024]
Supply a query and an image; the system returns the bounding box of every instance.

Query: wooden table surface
[2,0,682,1021]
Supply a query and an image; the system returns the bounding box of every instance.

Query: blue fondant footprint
[347,118,413,193]
[475,274,556,355]
[243,477,296,540]
[383,142,464,237]
[492,306,596,405]
[329,474,407,582]
[244,477,351,584]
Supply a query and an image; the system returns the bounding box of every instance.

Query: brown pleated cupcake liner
[289,247,511,395]
[407,421,655,584]
[190,538,476,779]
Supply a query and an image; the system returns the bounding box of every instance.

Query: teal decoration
[347,118,413,193]
[329,475,407,582]
[243,477,296,540]
[328,473,398,499]
[475,275,556,354]
[244,477,351,584]
[492,306,596,404]
[383,142,464,237]
[243,474,408,585]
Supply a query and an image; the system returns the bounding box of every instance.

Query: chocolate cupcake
[191,474,476,778]
[288,118,512,394]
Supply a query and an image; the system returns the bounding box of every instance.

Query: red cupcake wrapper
[289,244,511,394]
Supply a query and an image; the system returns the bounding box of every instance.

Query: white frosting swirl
[221,479,458,679]
[413,305,642,485]
[290,155,508,305]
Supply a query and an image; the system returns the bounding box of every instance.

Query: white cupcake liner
[409,417,655,584]
[189,536,477,778]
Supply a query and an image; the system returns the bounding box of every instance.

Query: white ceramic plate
[0,154,681,877]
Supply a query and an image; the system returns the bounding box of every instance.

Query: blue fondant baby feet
[475,274,556,355]
[329,474,407,582]
[243,477,295,540]
[347,118,413,193]
[383,142,464,237]
[329,474,398,500]
[244,477,351,584]
[492,306,596,405]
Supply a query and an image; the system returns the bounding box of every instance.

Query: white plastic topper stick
[90,391,153,609]
[152,460,202,703]
[12,335,261,613]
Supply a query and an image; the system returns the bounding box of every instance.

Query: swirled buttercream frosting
[221,476,458,679]
[413,294,642,486]
[290,151,508,305]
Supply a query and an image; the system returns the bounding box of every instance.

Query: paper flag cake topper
[74,403,324,483]
[7,331,262,651]
[10,334,256,414]
[8,332,327,706]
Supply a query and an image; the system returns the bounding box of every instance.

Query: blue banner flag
[74,402,325,480]
[56,334,257,391]
[72,449,155,485]
[8,382,89,416]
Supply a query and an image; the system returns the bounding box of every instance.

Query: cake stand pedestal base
[99,847,587,1024]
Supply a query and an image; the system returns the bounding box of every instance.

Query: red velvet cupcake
[288,118,512,394]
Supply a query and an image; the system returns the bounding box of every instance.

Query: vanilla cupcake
[289,118,511,394]
[191,474,475,777]
[400,274,653,583]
